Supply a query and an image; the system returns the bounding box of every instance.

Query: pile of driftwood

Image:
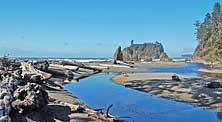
[0,58,122,122]
[0,58,51,121]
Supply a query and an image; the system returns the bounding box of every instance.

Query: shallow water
[148,63,203,76]
[64,71,220,122]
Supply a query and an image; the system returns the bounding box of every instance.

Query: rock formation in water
[114,41,170,62]
[113,46,123,62]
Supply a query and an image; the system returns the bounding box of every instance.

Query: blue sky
[0,0,219,58]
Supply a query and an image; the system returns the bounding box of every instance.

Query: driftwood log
[0,58,120,122]
[11,82,48,114]
[44,68,74,80]
[33,60,49,71]
[55,60,102,72]
[21,62,52,81]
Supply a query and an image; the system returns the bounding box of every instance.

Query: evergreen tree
[214,23,222,62]
[212,2,222,26]
[194,2,222,65]
[195,13,212,42]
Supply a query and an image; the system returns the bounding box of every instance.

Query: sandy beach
[86,61,186,73]
[4,1,222,121]
[198,68,222,74]
[112,72,222,110]
[112,73,192,83]
[136,61,186,67]
[13,81,115,122]
[3,58,222,121]
[0,59,120,122]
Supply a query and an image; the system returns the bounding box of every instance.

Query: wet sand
[136,61,186,67]
[7,60,118,122]
[87,61,186,73]
[14,60,187,121]
[43,62,118,122]
[199,68,222,74]
[112,73,222,111]
[13,81,115,122]
[22,60,222,121]
[112,73,193,83]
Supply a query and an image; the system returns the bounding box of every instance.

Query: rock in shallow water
[121,41,167,61]
[206,81,222,88]
[113,46,123,63]
[172,74,180,81]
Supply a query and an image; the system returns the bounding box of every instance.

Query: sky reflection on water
[64,68,220,122]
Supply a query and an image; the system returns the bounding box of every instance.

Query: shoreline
[86,61,186,73]
[6,58,222,121]
[112,72,222,111]
[0,59,119,122]
[135,61,186,67]
[112,73,193,83]
[198,68,222,74]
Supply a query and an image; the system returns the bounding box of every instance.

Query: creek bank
[0,58,120,122]
[112,73,222,111]
[64,73,221,122]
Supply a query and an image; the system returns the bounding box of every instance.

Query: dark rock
[172,74,180,81]
[113,46,123,62]
[112,60,117,64]
[121,41,169,62]
[206,81,222,88]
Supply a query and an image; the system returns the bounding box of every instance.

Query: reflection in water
[148,63,222,121]
[217,111,221,122]
[64,73,219,122]
[148,63,202,76]
[148,62,222,78]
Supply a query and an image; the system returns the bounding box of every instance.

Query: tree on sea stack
[131,40,134,46]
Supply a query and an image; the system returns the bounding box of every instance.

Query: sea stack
[115,41,170,62]
[113,46,123,63]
